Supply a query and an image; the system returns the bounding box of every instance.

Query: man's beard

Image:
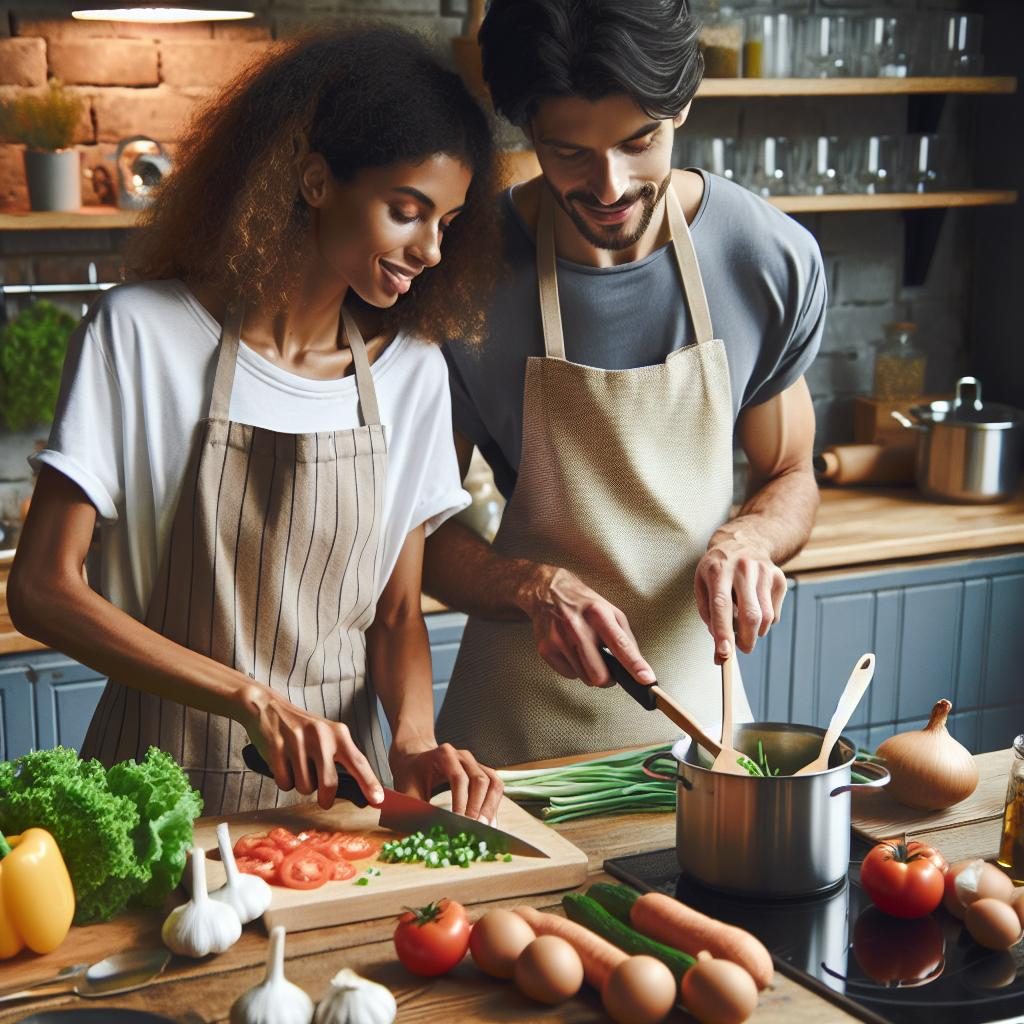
[553,172,673,250]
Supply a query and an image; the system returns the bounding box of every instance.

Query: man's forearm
[422,518,551,621]
[711,464,819,566]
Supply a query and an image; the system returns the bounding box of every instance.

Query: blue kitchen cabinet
[29,652,108,751]
[0,660,36,761]
[788,551,1024,755]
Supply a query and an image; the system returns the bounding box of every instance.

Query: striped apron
[81,303,391,813]
[437,184,752,765]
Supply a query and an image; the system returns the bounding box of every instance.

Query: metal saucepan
[892,376,1024,503]
[644,723,889,898]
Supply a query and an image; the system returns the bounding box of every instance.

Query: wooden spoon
[711,655,750,775]
[793,653,876,776]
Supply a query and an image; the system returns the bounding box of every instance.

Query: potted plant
[0,300,77,431]
[0,80,85,212]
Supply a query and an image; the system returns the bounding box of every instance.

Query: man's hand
[518,565,656,687]
[695,526,787,665]
[390,737,504,825]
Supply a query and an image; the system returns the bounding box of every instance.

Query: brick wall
[0,0,1006,521]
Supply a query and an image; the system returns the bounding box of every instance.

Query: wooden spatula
[711,655,749,775]
[600,647,721,759]
[793,653,876,776]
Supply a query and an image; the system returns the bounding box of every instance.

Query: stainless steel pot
[893,376,1024,503]
[644,722,889,898]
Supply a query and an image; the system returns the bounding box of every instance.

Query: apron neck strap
[209,300,244,420]
[535,183,715,361]
[340,306,381,427]
[209,302,382,426]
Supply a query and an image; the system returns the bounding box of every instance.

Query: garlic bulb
[211,821,273,924]
[876,699,979,810]
[230,926,313,1024]
[314,968,397,1024]
[162,846,242,958]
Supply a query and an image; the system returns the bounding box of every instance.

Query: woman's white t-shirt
[33,279,470,621]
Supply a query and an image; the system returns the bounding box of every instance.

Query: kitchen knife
[241,743,548,859]
[599,646,722,758]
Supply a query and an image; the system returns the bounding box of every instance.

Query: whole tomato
[860,839,947,919]
[394,899,471,977]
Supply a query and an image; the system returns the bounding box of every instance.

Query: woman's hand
[390,737,504,825]
[237,686,384,811]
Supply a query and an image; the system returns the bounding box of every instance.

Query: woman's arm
[369,523,503,824]
[8,466,384,809]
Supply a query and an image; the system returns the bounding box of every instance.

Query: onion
[875,699,979,810]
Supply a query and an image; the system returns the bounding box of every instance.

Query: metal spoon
[0,948,171,1005]
[793,653,876,776]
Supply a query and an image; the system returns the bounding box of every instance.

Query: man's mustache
[566,184,657,211]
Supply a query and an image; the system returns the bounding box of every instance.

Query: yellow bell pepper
[0,828,75,958]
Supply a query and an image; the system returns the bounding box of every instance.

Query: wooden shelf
[697,76,1017,98]
[0,207,140,230]
[768,190,1018,213]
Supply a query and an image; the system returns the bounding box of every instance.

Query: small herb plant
[0,300,77,430]
[0,80,84,152]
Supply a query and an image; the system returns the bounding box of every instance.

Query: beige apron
[436,185,752,765]
[81,303,392,813]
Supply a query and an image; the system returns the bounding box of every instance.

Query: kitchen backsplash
[0,0,994,520]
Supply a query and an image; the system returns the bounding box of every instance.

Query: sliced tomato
[277,847,332,890]
[268,827,304,851]
[233,832,273,857]
[331,859,357,881]
[236,855,280,882]
[307,832,379,862]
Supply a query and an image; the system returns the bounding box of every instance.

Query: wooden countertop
[0,807,864,1023]
[782,484,1024,573]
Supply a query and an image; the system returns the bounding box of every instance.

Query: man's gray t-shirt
[445,170,827,500]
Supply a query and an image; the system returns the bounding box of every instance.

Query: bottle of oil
[873,321,927,400]
[997,734,1024,883]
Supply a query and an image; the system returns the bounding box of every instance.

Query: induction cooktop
[604,840,1024,1024]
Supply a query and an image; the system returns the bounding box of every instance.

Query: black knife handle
[600,646,658,710]
[241,743,369,807]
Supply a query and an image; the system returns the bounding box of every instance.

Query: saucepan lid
[911,376,1024,429]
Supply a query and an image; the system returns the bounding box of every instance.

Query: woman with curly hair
[9,25,506,820]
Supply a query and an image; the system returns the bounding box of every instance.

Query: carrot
[513,905,627,991]
[630,892,774,990]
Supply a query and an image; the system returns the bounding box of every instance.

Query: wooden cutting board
[191,794,588,933]
[851,748,1013,845]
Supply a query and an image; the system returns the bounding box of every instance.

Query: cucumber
[587,881,641,923]
[562,892,694,983]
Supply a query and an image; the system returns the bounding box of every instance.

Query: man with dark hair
[425,0,824,765]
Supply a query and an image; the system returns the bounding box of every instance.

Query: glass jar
[998,735,1024,883]
[699,6,744,78]
[743,14,765,78]
[873,322,926,400]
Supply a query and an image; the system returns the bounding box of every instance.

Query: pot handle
[830,758,890,797]
[642,750,678,783]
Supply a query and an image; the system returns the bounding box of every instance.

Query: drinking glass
[932,13,984,75]
[797,15,854,78]
[675,136,739,182]
[849,135,902,194]
[744,13,792,78]
[903,134,944,193]
[861,16,913,78]
[800,136,843,195]
[744,136,794,196]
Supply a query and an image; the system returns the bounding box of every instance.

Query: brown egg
[965,898,1024,950]
[514,936,584,1005]
[947,860,1015,919]
[681,952,759,1024]
[1008,886,1024,929]
[469,909,536,979]
[602,956,677,1024]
